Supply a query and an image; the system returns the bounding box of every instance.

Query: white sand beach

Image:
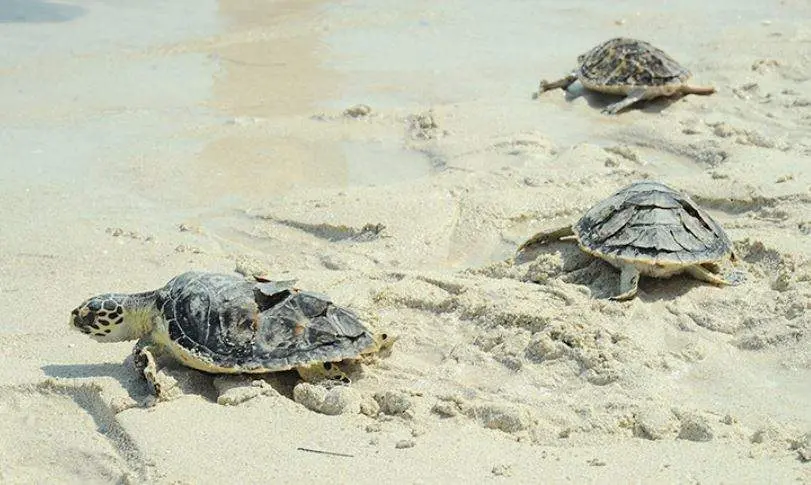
[0,0,809,483]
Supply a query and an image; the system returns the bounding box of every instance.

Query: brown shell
[576,38,691,90]
[573,181,732,265]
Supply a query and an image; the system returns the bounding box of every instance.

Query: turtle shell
[576,38,691,92]
[573,181,732,266]
[155,272,375,373]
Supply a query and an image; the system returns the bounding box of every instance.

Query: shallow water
[1,0,805,216]
[1,0,809,265]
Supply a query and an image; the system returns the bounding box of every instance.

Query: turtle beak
[69,307,94,334]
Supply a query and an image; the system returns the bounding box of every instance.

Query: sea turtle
[517,181,737,300]
[70,271,391,398]
[534,37,715,114]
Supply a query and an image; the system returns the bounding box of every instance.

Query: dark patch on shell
[157,272,375,371]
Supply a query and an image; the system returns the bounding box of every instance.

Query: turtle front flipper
[296,361,351,385]
[610,264,641,301]
[602,87,648,115]
[517,225,575,253]
[133,344,161,396]
[132,343,182,404]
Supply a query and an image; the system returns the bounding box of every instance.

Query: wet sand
[1,0,810,483]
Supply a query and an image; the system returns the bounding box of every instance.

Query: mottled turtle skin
[519,181,736,300]
[535,38,715,114]
[71,272,386,393]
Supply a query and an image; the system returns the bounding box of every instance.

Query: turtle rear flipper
[680,85,715,96]
[686,264,735,286]
[517,225,575,253]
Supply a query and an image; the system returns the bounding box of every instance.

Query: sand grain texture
[1,0,810,483]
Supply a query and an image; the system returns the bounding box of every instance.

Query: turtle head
[365,332,396,357]
[70,293,154,342]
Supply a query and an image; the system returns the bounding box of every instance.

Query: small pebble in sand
[791,434,811,462]
[343,104,372,118]
[771,271,792,292]
[732,82,760,99]
[294,382,361,415]
[751,423,786,445]
[751,59,780,73]
[110,396,138,414]
[677,413,714,442]
[407,111,444,140]
[603,145,639,162]
[177,223,202,233]
[106,227,150,240]
[174,244,204,254]
[432,400,460,417]
[375,390,414,416]
[395,439,415,449]
[466,402,534,433]
[360,395,380,417]
[214,377,279,406]
[522,176,542,187]
[234,255,269,278]
[491,464,512,477]
[712,122,737,138]
[634,406,678,441]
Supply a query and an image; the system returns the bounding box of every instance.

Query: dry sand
[1,0,810,483]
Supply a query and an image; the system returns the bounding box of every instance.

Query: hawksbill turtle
[534,37,716,114]
[518,181,738,300]
[70,271,391,398]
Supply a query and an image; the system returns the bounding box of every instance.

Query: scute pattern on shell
[156,272,375,371]
[573,181,732,265]
[576,38,691,88]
